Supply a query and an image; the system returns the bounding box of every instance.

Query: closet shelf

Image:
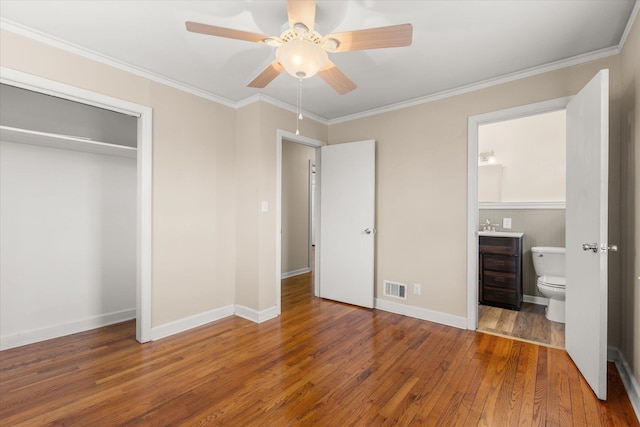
[0,126,137,159]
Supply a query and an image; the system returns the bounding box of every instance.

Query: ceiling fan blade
[318,61,357,95]
[287,0,316,33]
[327,23,413,52]
[247,61,284,88]
[186,21,269,43]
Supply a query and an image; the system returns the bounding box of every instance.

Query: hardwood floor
[1,273,637,426]
[478,303,566,349]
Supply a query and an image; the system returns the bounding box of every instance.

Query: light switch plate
[503,218,512,229]
[261,200,269,213]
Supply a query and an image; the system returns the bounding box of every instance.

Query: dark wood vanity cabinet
[479,235,523,310]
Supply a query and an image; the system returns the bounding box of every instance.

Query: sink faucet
[482,219,499,232]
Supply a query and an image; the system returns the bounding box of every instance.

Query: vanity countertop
[478,231,524,238]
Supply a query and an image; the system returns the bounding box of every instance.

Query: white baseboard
[374,298,467,329]
[234,304,280,323]
[150,305,234,341]
[608,346,640,422]
[3,302,278,348]
[281,268,311,279]
[0,308,136,351]
[523,294,549,306]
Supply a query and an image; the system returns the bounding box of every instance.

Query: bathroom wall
[478,110,566,203]
[479,209,565,297]
[478,110,566,301]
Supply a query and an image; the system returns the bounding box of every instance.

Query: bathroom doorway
[470,100,568,348]
[469,72,613,399]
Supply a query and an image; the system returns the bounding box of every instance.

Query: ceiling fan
[185,0,412,95]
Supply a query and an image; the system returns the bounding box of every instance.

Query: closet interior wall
[0,84,138,350]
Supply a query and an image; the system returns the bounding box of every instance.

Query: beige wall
[282,140,315,274]
[235,101,327,311]
[0,28,329,325]
[328,55,623,325]
[620,13,640,389]
[257,103,326,310]
[0,29,237,327]
[235,103,261,311]
[1,15,637,389]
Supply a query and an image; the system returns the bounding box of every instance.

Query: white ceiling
[0,1,637,121]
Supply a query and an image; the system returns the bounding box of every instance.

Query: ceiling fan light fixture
[276,39,328,79]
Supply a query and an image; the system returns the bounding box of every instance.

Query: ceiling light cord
[296,78,303,135]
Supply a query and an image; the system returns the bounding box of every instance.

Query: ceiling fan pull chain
[296,78,303,135]
[298,78,303,120]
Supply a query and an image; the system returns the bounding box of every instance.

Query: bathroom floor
[477,303,565,349]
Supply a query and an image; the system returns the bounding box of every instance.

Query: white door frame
[466,97,570,329]
[276,130,325,313]
[0,67,153,343]
[309,160,316,269]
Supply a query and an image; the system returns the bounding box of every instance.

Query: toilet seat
[537,276,565,288]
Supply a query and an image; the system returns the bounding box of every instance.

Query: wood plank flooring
[1,272,637,426]
[478,303,566,348]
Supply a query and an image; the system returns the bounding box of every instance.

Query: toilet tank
[531,246,565,277]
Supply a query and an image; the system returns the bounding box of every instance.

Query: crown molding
[1,14,632,127]
[237,94,328,124]
[0,18,237,108]
[327,45,620,125]
[619,1,639,52]
[329,4,639,126]
[1,18,330,125]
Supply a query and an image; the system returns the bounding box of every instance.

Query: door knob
[600,244,618,253]
[582,243,598,253]
[364,228,372,234]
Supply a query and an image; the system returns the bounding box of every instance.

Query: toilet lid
[538,276,565,287]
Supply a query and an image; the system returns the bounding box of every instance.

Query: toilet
[531,246,566,323]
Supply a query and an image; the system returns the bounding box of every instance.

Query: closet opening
[0,71,152,349]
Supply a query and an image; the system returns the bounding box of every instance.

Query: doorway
[276,130,324,313]
[471,71,612,400]
[475,109,567,348]
[276,135,377,312]
[281,140,316,280]
[0,68,153,344]
[466,97,571,334]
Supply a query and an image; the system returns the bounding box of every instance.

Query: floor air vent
[384,280,407,300]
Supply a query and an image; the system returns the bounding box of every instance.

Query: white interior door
[319,140,375,308]
[565,69,609,400]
